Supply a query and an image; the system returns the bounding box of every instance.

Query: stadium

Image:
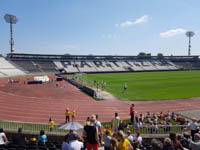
[1,53,200,123]
[1,52,200,149]
[1,1,200,149]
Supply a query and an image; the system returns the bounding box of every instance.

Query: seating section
[2,54,200,76]
[33,61,57,73]
[52,60,180,73]
[172,60,200,70]
[12,60,41,73]
[12,60,57,74]
[0,57,25,77]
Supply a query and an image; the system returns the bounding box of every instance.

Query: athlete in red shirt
[130,104,135,124]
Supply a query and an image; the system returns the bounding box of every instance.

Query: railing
[128,125,190,135]
[0,121,66,135]
[0,120,190,135]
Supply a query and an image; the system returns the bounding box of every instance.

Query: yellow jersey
[118,138,130,150]
[49,120,54,128]
[65,111,70,116]
[72,110,76,117]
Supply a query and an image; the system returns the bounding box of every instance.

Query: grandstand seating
[1,53,200,75]
[0,57,25,77]
[33,60,57,73]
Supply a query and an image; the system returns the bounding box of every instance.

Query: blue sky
[0,0,199,56]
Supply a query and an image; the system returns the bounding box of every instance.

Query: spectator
[104,125,112,136]
[117,130,133,150]
[134,115,139,132]
[133,141,140,150]
[104,130,111,150]
[138,118,143,129]
[0,128,8,145]
[180,132,192,149]
[62,134,69,150]
[84,117,90,126]
[38,130,47,144]
[110,138,118,150]
[118,120,128,132]
[83,114,99,150]
[151,139,163,150]
[134,132,142,146]
[190,118,198,141]
[163,138,175,150]
[126,130,133,145]
[68,134,83,150]
[112,112,120,133]
[95,114,103,146]
[169,132,184,150]
[189,133,200,150]
[152,122,158,134]
[12,128,27,145]
[30,135,37,143]
[68,130,78,142]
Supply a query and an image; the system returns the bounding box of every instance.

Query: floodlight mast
[186,31,195,56]
[4,14,18,53]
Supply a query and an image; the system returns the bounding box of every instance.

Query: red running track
[0,75,200,124]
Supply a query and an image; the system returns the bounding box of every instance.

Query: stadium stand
[0,56,25,77]
[2,53,200,75]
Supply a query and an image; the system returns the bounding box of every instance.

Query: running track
[0,75,200,124]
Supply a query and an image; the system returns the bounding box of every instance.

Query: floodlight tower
[4,14,18,53]
[186,31,195,56]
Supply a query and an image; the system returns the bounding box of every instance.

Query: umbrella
[59,122,83,130]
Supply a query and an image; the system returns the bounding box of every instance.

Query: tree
[157,53,164,58]
[137,52,151,58]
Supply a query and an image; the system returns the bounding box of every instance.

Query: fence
[0,121,190,135]
[129,125,190,135]
[0,121,66,135]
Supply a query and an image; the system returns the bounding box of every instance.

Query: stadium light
[186,31,195,56]
[4,14,18,53]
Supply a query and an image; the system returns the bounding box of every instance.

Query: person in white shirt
[68,137,83,150]
[134,132,143,145]
[126,130,134,145]
[190,118,198,141]
[95,114,103,146]
[0,128,8,145]
[189,133,200,150]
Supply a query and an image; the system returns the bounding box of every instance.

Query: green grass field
[79,71,200,101]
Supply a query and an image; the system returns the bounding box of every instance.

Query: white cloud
[116,15,148,28]
[160,28,186,38]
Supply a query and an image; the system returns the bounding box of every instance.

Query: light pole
[186,31,195,56]
[4,14,18,53]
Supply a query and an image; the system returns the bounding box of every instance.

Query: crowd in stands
[0,128,60,150]
[60,111,199,150]
[0,107,199,150]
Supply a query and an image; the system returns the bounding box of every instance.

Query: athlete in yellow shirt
[49,117,54,132]
[72,109,76,122]
[65,108,70,123]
